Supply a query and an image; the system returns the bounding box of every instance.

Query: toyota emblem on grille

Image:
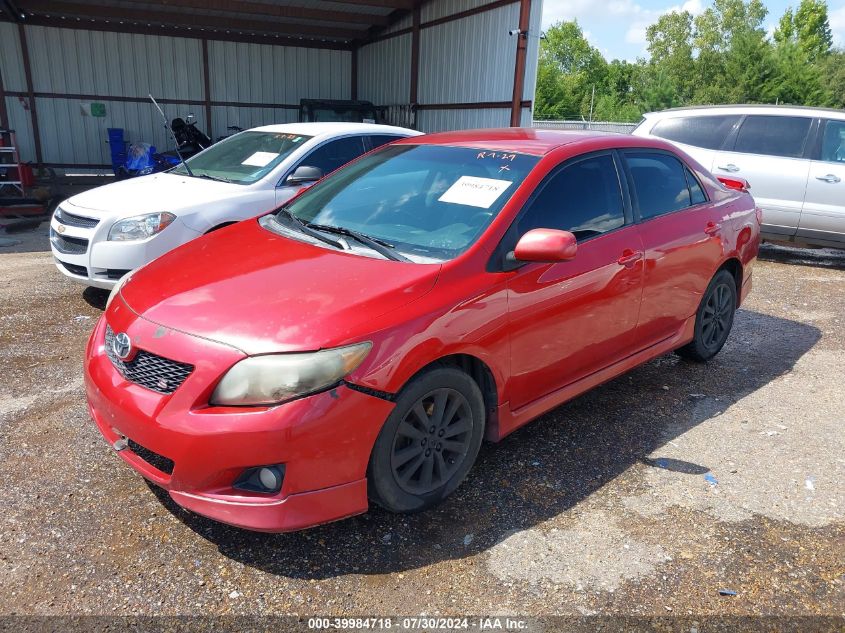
[112,332,132,359]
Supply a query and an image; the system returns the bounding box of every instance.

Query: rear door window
[301,136,367,176]
[625,152,692,220]
[516,154,626,241]
[367,134,407,151]
[651,115,740,150]
[819,120,845,163]
[732,115,812,159]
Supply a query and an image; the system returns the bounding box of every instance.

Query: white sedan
[50,122,420,288]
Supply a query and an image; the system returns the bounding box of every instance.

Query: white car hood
[66,173,252,216]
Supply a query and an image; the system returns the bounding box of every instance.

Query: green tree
[769,40,830,105]
[531,0,839,124]
[692,0,771,102]
[774,8,796,45]
[794,0,833,60]
[646,11,696,103]
[535,20,609,120]
[820,50,845,107]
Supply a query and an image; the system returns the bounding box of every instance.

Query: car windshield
[171,131,312,184]
[271,144,539,262]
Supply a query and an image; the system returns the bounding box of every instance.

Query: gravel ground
[0,225,843,623]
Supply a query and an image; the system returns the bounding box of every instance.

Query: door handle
[717,164,740,173]
[704,221,722,236]
[816,174,841,183]
[617,249,644,266]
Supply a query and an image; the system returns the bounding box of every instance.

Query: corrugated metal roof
[4,0,409,46]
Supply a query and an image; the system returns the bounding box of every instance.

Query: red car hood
[118,219,440,355]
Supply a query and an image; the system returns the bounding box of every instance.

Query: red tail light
[718,176,751,193]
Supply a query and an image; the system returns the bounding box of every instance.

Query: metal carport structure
[0,0,543,170]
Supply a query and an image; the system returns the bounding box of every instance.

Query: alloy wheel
[390,388,474,495]
[700,282,734,351]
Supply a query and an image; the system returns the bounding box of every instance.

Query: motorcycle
[116,113,214,179]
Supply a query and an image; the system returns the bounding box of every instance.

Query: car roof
[391,128,641,156]
[248,122,421,138]
[645,104,845,119]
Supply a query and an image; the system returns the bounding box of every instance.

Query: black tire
[368,367,485,513]
[676,270,737,362]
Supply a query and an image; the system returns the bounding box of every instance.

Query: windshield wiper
[275,208,345,250]
[194,173,232,183]
[307,224,411,263]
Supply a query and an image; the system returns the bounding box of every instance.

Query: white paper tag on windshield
[438,176,513,209]
[242,151,279,167]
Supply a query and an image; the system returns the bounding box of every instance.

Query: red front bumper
[84,306,395,532]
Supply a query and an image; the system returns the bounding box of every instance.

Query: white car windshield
[271,144,539,262]
[172,131,313,184]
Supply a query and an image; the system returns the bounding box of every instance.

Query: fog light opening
[233,464,285,494]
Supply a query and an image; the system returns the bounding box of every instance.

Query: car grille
[127,438,175,475]
[58,260,88,277]
[54,207,99,229]
[50,229,89,254]
[104,326,194,395]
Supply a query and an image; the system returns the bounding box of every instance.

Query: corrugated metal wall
[208,41,349,105]
[26,27,205,99]
[357,35,411,106]
[0,0,543,167]
[357,0,543,133]
[0,23,350,167]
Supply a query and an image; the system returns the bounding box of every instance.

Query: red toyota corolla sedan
[84,129,760,532]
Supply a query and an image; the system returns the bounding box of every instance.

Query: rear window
[651,115,740,150]
[732,115,812,159]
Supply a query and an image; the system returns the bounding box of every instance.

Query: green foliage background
[534,0,844,122]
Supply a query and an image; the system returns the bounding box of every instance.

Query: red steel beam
[409,4,420,104]
[351,47,359,100]
[17,23,42,165]
[509,0,531,127]
[201,39,213,137]
[0,51,9,130]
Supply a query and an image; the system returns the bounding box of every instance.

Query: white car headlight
[108,212,176,241]
[210,343,373,406]
[106,271,132,309]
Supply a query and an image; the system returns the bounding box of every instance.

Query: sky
[541,0,845,62]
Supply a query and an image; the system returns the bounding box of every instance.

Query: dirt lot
[0,225,843,625]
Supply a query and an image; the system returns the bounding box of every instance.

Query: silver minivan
[633,105,845,249]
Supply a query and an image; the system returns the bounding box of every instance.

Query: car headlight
[108,212,175,241]
[106,271,132,309]
[210,342,373,406]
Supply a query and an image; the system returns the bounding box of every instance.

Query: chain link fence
[532,120,638,134]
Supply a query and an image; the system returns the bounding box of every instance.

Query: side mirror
[285,165,323,186]
[512,228,578,264]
